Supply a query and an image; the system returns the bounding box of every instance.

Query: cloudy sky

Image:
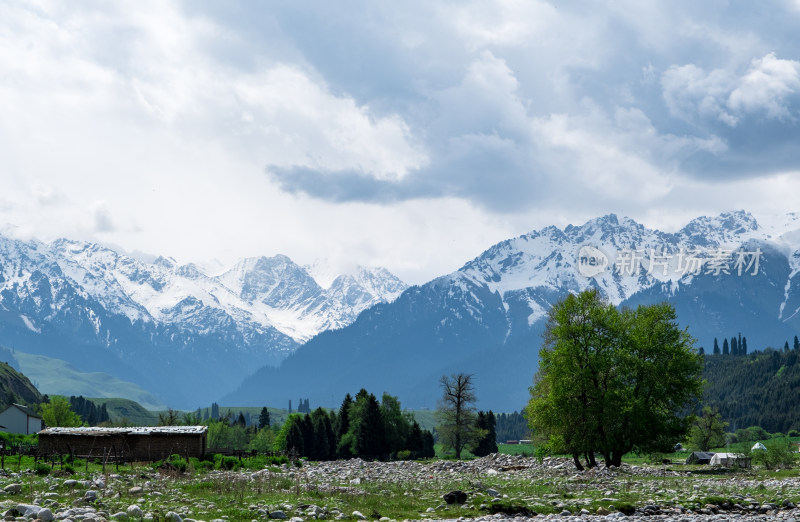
[1,1,800,284]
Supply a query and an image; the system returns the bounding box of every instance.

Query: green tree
[436,373,479,459]
[352,391,387,459]
[689,406,728,451]
[794,335,799,352]
[470,410,499,457]
[421,429,436,458]
[381,393,412,457]
[258,407,271,429]
[40,395,82,427]
[182,411,201,426]
[249,426,275,453]
[157,408,181,426]
[525,290,703,469]
[723,338,729,355]
[406,420,424,458]
[336,394,354,458]
[283,415,305,455]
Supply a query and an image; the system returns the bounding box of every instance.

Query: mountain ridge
[224,210,800,411]
[0,235,406,408]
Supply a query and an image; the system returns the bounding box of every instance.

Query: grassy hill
[90,397,160,426]
[0,361,43,410]
[13,351,166,410]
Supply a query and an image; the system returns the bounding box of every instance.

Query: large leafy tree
[436,373,479,459]
[689,406,728,451]
[526,290,703,469]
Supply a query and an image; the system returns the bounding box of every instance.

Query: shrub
[754,438,796,469]
[215,455,241,471]
[189,458,213,472]
[396,450,412,460]
[168,454,189,472]
[788,429,800,438]
[34,463,50,476]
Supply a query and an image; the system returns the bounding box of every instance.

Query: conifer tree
[723,338,729,355]
[698,347,705,356]
[421,430,436,458]
[742,336,748,354]
[336,394,353,443]
[285,416,304,455]
[259,407,271,429]
[731,337,738,356]
[471,410,499,457]
[406,420,425,458]
[795,335,799,352]
[713,338,721,355]
[785,341,790,352]
[353,392,387,459]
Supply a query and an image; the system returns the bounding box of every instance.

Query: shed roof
[39,426,208,436]
[1,403,42,419]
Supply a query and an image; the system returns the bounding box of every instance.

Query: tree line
[703,346,800,433]
[276,389,435,460]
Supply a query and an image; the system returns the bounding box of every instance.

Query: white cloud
[728,53,800,120]
[662,53,800,127]
[1,1,800,283]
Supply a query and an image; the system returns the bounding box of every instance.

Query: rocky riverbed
[4,454,800,522]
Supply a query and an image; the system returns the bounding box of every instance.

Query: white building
[0,404,43,435]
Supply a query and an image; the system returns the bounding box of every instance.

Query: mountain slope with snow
[226,210,800,411]
[0,236,406,407]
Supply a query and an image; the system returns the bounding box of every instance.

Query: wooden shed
[37,426,207,462]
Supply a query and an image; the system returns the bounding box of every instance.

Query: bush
[788,429,800,438]
[754,438,796,469]
[34,463,51,476]
[167,454,188,472]
[215,455,241,471]
[396,450,412,460]
[189,458,214,472]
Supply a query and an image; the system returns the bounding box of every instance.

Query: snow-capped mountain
[0,236,406,407]
[226,211,800,412]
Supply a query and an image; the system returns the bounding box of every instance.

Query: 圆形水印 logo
[577,245,609,277]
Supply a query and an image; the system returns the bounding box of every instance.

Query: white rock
[127,505,144,518]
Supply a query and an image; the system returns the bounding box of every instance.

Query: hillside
[703,349,800,433]
[13,352,166,411]
[0,361,43,410]
[90,398,160,426]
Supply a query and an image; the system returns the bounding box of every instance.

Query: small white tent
[710,453,737,466]
[752,442,767,451]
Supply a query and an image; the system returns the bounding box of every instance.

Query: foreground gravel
[4,454,800,522]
